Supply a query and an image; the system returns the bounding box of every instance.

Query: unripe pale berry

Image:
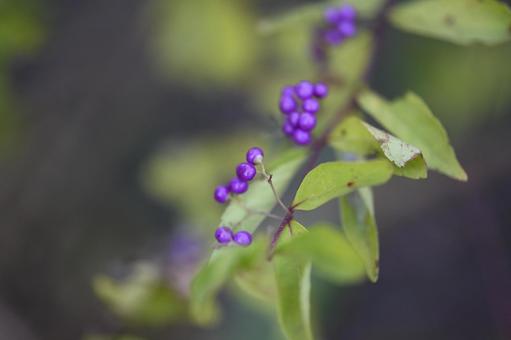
[233,230,252,246]
[288,112,300,127]
[279,95,296,114]
[236,162,257,182]
[293,129,312,145]
[215,226,233,244]
[299,112,317,131]
[214,185,229,203]
[246,147,264,165]
[229,177,248,194]
[303,98,320,114]
[314,82,329,98]
[295,81,314,99]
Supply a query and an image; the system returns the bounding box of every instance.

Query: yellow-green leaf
[276,223,366,284]
[340,188,379,282]
[293,159,394,211]
[274,221,313,340]
[357,90,467,181]
[389,0,511,46]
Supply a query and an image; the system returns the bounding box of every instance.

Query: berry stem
[260,162,291,214]
[232,196,283,221]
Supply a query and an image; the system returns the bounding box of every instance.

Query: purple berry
[229,177,249,194]
[338,21,357,38]
[293,129,312,145]
[215,226,233,244]
[246,147,264,165]
[279,95,296,114]
[214,185,229,203]
[282,121,295,136]
[236,162,257,182]
[324,7,342,24]
[339,4,357,21]
[324,29,344,45]
[314,82,329,98]
[288,112,300,127]
[303,98,320,114]
[295,81,314,99]
[233,231,252,246]
[281,86,295,97]
[298,112,317,131]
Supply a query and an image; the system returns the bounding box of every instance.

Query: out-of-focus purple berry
[246,147,264,165]
[279,95,296,114]
[293,129,312,145]
[299,112,317,131]
[314,82,329,98]
[324,29,344,45]
[214,185,229,203]
[324,7,342,24]
[281,86,295,97]
[303,98,320,114]
[233,231,252,246]
[288,112,300,127]
[295,81,314,99]
[338,21,357,37]
[236,162,257,182]
[282,121,295,136]
[215,226,233,244]
[339,4,357,21]
[229,178,249,194]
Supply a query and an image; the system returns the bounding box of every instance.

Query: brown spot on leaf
[340,129,346,136]
[347,181,355,188]
[444,14,455,26]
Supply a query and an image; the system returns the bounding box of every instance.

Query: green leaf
[276,223,366,284]
[93,263,186,326]
[190,239,265,325]
[329,115,380,156]
[220,148,306,232]
[357,90,467,181]
[340,188,379,282]
[389,0,511,46]
[363,122,421,168]
[258,3,324,34]
[273,221,313,340]
[293,159,394,211]
[392,156,428,179]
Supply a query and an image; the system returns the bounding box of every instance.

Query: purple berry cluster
[214,226,253,247]
[279,81,329,146]
[322,4,357,46]
[213,147,264,204]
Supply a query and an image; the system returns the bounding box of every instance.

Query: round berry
[295,81,314,99]
[299,112,317,131]
[229,177,249,194]
[215,226,233,244]
[314,82,329,98]
[339,4,357,21]
[246,147,264,165]
[288,112,300,127]
[279,95,296,114]
[236,162,257,182]
[338,21,357,38]
[281,86,295,97]
[324,29,344,45]
[293,129,312,145]
[303,98,320,114]
[214,185,229,203]
[282,121,295,136]
[324,7,342,24]
[233,231,252,246]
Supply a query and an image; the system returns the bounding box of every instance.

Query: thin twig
[260,162,291,213]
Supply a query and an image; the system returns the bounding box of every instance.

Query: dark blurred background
[0,0,510,339]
